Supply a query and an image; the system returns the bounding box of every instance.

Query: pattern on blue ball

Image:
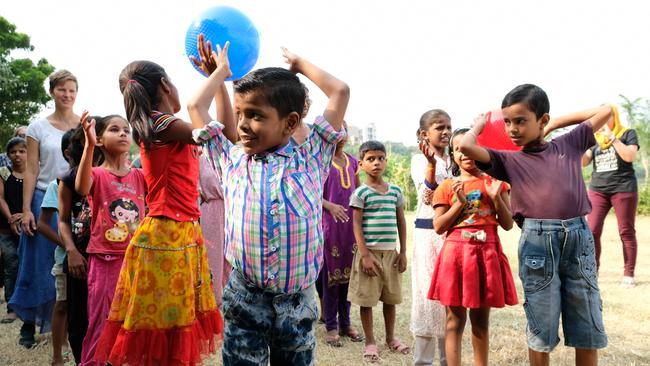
[185,6,260,81]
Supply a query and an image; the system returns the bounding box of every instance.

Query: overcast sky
[4,0,650,145]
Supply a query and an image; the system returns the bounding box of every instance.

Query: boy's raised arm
[458,114,492,163]
[282,48,349,132]
[545,105,613,136]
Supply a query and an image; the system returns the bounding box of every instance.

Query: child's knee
[446,317,465,333]
[470,321,489,336]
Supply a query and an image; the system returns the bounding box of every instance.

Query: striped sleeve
[192,121,234,169]
[349,186,366,208]
[307,116,346,178]
[150,112,179,134]
[392,185,405,208]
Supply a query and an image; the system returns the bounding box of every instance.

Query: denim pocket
[525,257,545,270]
[523,301,541,336]
[519,231,553,293]
[577,230,599,290]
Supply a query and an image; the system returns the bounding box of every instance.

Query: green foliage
[383,154,417,211]
[346,140,418,211]
[616,95,650,215]
[619,95,650,155]
[582,164,592,184]
[619,95,650,183]
[0,16,54,146]
[637,183,650,215]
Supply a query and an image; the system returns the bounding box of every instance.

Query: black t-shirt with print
[589,129,640,193]
[62,167,91,253]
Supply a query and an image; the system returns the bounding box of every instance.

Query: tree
[0,16,54,146]
[384,154,417,211]
[619,95,650,181]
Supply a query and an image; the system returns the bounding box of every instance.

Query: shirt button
[270,246,278,252]
[176,213,180,218]
[268,274,275,280]
[269,209,277,215]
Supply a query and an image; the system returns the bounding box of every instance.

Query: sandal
[363,344,380,363]
[387,338,411,355]
[325,330,342,347]
[18,335,36,349]
[1,313,17,324]
[339,326,365,342]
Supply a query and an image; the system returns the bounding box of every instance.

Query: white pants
[413,335,447,366]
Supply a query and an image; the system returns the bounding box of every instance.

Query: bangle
[424,179,438,190]
[467,129,477,138]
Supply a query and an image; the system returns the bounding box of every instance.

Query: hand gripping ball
[476,109,521,151]
[185,6,260,80]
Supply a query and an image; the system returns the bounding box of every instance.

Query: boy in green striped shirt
[348,140,409,361]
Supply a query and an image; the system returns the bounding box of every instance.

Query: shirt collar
[251,141,296,161]
[274,141,295,158]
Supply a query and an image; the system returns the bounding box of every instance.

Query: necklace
[332,154,351,189]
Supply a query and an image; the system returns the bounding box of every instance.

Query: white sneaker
[621,276,635,288]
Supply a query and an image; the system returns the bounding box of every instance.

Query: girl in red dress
[93,36,232,366]
[428,128,518,366]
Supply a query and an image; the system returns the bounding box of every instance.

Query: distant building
[364,123,376,142]
[347,125,363,145]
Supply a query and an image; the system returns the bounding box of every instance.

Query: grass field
[1,213,649,365]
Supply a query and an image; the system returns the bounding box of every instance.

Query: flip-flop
[339,326,365,342]
[387,338,411,355]
[363,344,380,363]
[1,313,17,324]
[325,331,342,347]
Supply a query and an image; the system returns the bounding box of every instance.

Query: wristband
[424,179,438,190]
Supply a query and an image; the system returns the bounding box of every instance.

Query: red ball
[476,110,521,151]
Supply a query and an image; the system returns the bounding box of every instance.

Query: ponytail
[118,61,167,151]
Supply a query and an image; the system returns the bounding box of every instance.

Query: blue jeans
[519,217,608,352]
[222,270,318,366]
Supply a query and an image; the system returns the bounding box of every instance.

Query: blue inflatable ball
[185,6,260,81]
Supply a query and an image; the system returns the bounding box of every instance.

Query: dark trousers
[587,190,638,277]
[66,272,88,364]
[0,233,19,312]
[320,264,351,332]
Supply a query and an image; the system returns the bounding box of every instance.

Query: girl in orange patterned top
[93,36,235,365]
[427,128,518,366]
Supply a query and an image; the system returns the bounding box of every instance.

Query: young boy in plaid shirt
[191,45,349,366]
